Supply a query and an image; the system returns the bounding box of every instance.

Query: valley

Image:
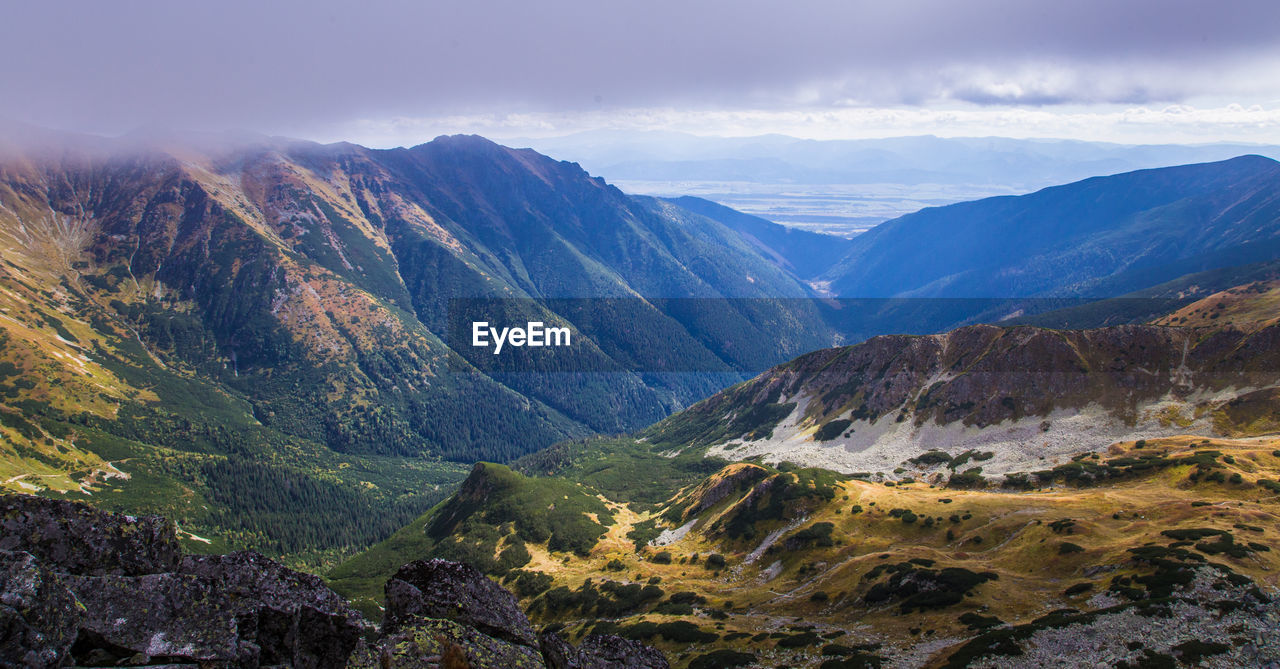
[326,280,1280,667]
[3,130,1280,666]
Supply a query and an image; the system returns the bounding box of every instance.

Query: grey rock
[0,550,82,669]
[0,494,669,669]
[577,635,671,669]
[538,629,580,669]
[355,617,545,668]
[384,558,537,648]
[537,630,671,669]
[65,572,248,665]
[0,494,180,576]
[63,559,364,668]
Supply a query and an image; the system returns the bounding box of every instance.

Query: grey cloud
[2,0,1278,136]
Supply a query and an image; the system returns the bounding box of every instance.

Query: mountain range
[0,129,835,560]
[512,130,1280,190]
[3,127,1280,571]
[324,275,1280,667]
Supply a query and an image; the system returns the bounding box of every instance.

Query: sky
[4,0,1280,146]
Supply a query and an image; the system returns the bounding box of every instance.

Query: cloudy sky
[5,0,1280,145]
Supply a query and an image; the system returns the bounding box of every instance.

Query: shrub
[506,570,552,598]
[959,612,1003,630]
[789,522,836,548]
[652,551,673,564]
[1058,542,1085,555]
[1171,640,1229,664]
[815,419,853,441]
[688,650,757,669]
[652,601,693,615]
[910,450,953,466]
[947,468,986,489]
[705,553,726,569]
[777,631,823,648]
[656,620,718,643]
[1063,582,1092,596]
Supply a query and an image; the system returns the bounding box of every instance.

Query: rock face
[537,633,670,669]
[350,558,670,668]
[0,494,181,576]
[661,322,1280,475]
[0,551,82,667]
[1,494,669,668]
[0,494,365,668]
[384,558,537,647]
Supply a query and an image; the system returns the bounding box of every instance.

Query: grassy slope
[329,433,1280,668]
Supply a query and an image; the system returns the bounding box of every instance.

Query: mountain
[0,130,834,562]
[819,155,1280,298]
[333,415,1280,667]
[332,286,1280,665]
[639,320,1280,476]
[1005,258,1280,330]
[662,196,855,279]
[507,132,1280,234]
[510,131,1280,190]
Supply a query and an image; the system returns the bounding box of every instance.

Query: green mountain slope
[334,421,1280,668]
[0,132,834,562]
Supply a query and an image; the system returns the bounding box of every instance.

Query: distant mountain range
[511,130,1280,190]
[511,132,1280,235]
[820,155,1280,298]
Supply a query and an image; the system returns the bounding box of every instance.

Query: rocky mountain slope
[639,320,1280,476]
[0,129,837,561]
[1,492,668,668]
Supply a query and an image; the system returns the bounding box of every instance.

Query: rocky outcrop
[568,634,671,669]
[0,495,181,576]
[1,495,365,668]
[0,551,82,667]
[368,559,670,668]
[1,494,668,668]
[537,629,670,669]
[383,559,537,647]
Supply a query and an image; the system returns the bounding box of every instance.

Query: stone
[0,550,82,668]
[0,494,181,576]
[577,635,671,669]
[356,617,545,669]
[384,559,537,648]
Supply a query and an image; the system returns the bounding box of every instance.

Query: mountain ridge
[820,154,1280,298]
[0,130,834,561]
